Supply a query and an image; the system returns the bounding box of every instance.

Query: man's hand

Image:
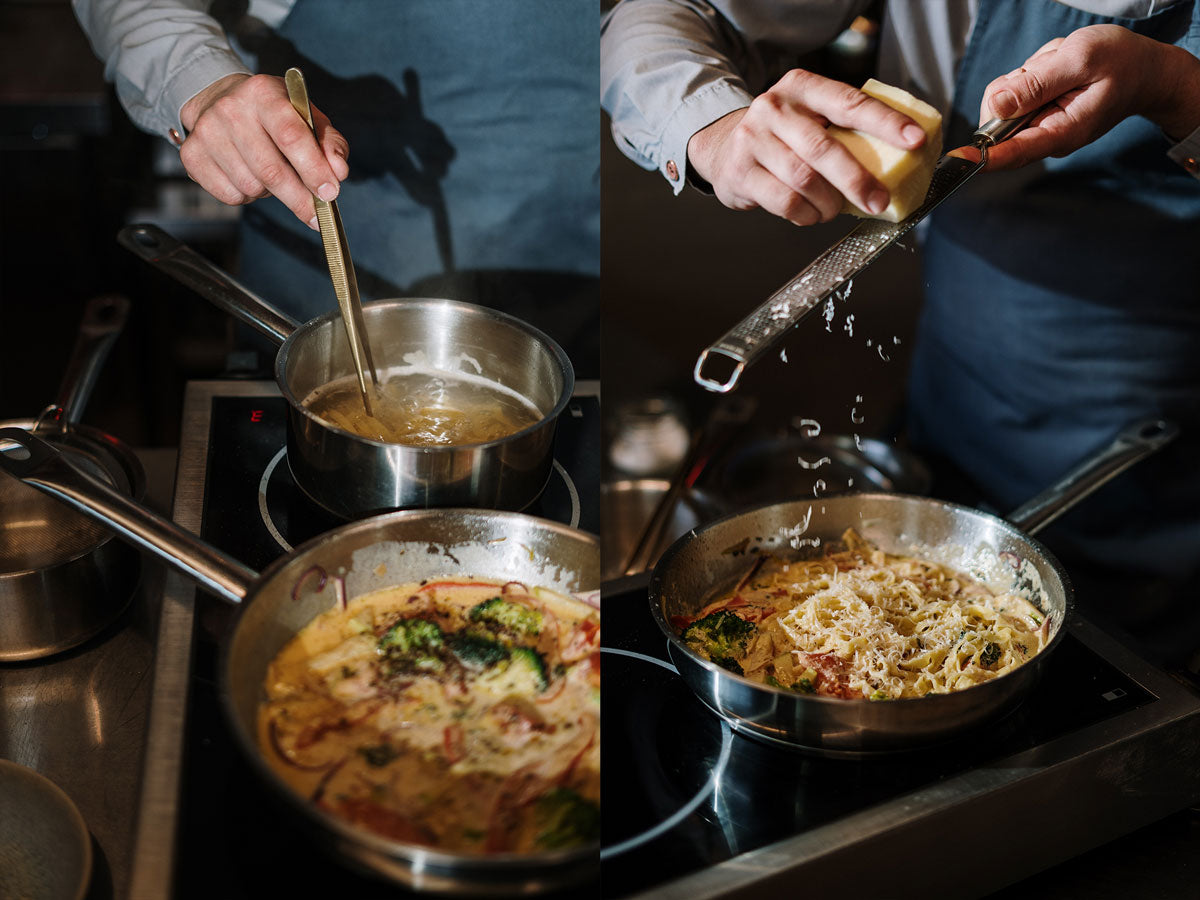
[978,24,1200,170]
[685,69,928,226]
[179,73,351,229]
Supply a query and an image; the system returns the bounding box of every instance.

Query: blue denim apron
[908,0,1200,608]
[232,1,599,331]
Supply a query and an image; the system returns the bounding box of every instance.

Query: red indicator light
[250,409,264,423]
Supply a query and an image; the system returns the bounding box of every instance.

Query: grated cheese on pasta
[678,530,1049,699]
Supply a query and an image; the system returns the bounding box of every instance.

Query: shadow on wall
[599,111,928,447]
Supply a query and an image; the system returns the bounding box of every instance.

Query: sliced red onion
[268,717,341,771]
[291,565,328,603]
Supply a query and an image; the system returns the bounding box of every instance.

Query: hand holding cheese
[827,80,943,223]
[686,69,933,227]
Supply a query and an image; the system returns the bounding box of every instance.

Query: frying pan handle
[117,223,299,346]
[0,427,257,604]
[1005,418,1178,536]
[40,294,131,432]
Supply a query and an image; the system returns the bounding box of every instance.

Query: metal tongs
[285,66,379,415]
[693,111,1040,393]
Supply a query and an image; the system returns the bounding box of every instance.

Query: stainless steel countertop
[0,447,177,900]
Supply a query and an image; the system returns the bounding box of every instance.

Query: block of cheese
[827,79,943,223]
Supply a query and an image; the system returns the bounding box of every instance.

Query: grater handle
[975,110,1042,146]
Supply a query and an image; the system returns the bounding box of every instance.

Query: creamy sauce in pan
[258,577,600,853]
[302,368,542,446]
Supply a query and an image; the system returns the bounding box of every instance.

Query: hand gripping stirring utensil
[285,66,379,415]
[694,111,1039,393]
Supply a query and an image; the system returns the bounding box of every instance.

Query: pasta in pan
[673,530,1049,700]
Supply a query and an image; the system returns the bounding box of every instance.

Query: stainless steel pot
[0,427,599,893]
[117,224,574,519]
[0,295,145,661]
[649,419,1176,757]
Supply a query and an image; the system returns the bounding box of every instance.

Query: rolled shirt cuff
[160,47,252,143]
[1167,123,1200,180]
[658,78,752,195]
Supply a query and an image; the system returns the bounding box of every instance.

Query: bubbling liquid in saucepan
[302,367,543,446]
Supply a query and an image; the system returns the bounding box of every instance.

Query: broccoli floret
[469,596,543,637]
[532,788,600,850]
[980,642,1002,667]
[478,646,549,695]
[378,617,444,653]
[767,673,816,693]
[377,617,446,675]
[681,611,756,666]
[712,656,744,675]
[449,632,510,668]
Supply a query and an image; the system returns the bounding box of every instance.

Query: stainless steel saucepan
[0,295,145,660]
[117,224,574,519]
[650,419,1176,757]
[0,427,599,893]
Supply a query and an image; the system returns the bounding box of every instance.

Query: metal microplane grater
[694,113,1037,393]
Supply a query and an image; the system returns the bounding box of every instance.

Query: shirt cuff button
[665,160,680,182]
[1184,156,1198,173]
[169,128,184,147]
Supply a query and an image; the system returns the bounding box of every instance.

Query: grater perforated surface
[695,152,985,392]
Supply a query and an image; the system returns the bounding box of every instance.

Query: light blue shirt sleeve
[600,0,869,194]
[72,0,253,142]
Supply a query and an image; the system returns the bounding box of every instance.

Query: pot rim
[273,297,576,453]
[0,417,146,574]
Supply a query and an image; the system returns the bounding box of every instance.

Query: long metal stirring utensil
[693,111,1039,394]
[285,66,379,415]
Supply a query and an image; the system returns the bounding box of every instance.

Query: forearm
[1143,42,1200,142]
[72,0,250,141]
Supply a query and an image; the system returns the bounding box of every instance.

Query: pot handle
[117,223,299,346]
[0,427,257,605]
[1005,418,1178,536]
[37,294,131,433]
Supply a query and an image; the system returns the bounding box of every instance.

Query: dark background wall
[0,1,242,449]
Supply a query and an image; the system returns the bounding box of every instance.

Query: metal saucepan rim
[274,297,576,452]
[218,507,599,871]
[648,490,1074,707]
[0,418,146,573]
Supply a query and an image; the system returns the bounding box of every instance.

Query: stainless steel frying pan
[650,419,1175,756]
[0,428,599,893]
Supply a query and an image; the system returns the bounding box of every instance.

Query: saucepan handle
[37,294,131,433]
[0,427,257,604]
[117,223,299,346]
[1005,418,1178,536]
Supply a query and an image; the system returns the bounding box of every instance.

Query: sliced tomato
[335,797,436,845]
[442,723,466,764]
[561,618,600,663]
